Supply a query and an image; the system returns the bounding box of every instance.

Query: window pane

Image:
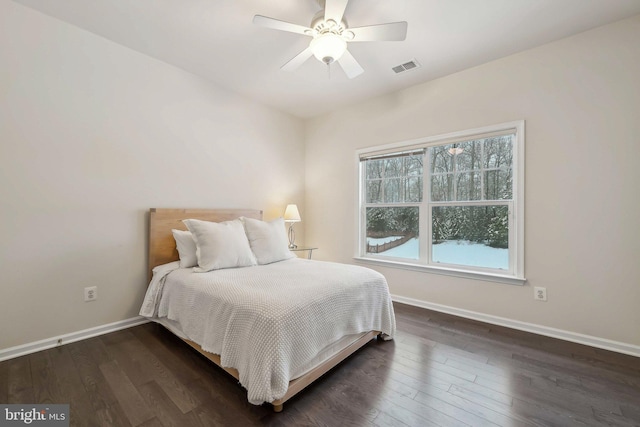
[366,180,382,203]
[406,176,423,202]
[366,159,384,179]
[366,207,419,259]
[431,173,453,201]
[365,155,423,204]
[406,155,423,176]
[430,135,514,203]
[384,157,404,177]
[383,178,403,203]
[484,136,513,169]
[456,171,481,201]
[432,205,509,269]
[455,140,482,171]
[485,169,512,200]
[430,146,454,174]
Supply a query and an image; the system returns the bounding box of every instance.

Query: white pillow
[241,217,295,265]
[183,218,257,272]
[171,229,198,268]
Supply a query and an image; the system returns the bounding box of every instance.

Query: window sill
[353,256,527,286]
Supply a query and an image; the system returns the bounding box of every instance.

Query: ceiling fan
[253,0,408,79]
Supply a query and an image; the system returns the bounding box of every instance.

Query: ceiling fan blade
[281,46,315,71]
[253,15,314,36]
[348,22,408,42]
[337,49,364,79]
[324,0,349,25]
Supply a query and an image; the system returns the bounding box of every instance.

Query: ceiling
[12,0,640,118]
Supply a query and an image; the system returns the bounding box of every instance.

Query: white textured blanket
[139,258,395,405]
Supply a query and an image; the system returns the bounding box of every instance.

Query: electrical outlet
[84,286,98,302]
[534,286,547,301]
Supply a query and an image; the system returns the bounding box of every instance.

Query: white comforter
[139,258,395,405]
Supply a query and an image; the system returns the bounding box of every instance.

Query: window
[357,122,525,284]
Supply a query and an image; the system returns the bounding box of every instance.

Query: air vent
[392,59,421,74]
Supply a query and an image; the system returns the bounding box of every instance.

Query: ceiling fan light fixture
[310,33,347,64]
[448,146,464,155]
[253,0,409,78]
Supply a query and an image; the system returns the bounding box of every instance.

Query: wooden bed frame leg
[273,404,283,413]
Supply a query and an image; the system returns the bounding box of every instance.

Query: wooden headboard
[148,208,263,281]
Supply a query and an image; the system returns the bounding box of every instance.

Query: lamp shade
[284,204,301,222]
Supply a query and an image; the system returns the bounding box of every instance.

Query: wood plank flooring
[2,302,639,426]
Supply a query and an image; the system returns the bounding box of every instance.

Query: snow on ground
[375,238,508,269]
[433,240,508,269]
[367,236,403,245]
[378,237,419,259]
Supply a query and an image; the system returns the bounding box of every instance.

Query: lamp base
[288,224,297,250]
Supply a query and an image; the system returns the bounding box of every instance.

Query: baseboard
[3,300,637,362]
[0,317,150,362]
[392,295,640,358]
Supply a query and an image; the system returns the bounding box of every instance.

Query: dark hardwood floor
[2,302,639,426]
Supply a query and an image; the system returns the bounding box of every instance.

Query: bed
[141,208,395,412]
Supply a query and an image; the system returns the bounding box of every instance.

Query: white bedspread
[139,258,395,405]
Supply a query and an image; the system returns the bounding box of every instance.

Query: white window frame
[355,121,526,285]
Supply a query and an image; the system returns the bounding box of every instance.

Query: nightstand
[290,247,318,259]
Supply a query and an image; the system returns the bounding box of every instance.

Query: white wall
[2,1,638,355]
[0,2,304,349]
[305,15,640,348]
